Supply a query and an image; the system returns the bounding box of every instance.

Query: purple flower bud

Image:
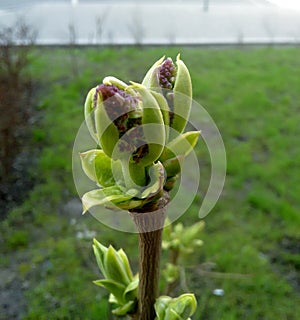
[94,84,149,163]
[158,58,177,90]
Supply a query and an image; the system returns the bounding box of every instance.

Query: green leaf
[108,293,119,305]
[151,90,170,141]
[93,279,126,305]
[95,100,119,159]
[93,239,108,277]
[103,76,128,90]
[165,309,182,320]
[155,296,172,320]
[121,160,147,188]
[112,300,137,316]
[80,149,99,182]
[170,54,192,138]
[130,83,165,167]
[161,131,200,162]
[112,198,144,210]
[155,294,197,320]
[162,156,183,178]
[84,87,98,142]
[80,149,122,187]
[104,246,131,285]
[141,56,165,88]
[141,162,165,199]
[123,277,139,302]
[117,248,134,281]
[81,186,134,213]
[169,294,197,319]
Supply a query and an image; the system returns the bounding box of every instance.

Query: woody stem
[130,192,169,320]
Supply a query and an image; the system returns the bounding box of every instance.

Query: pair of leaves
[80,128,200,212]
[81,156,165,212]
[155,293,197,320]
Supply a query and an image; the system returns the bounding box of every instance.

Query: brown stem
[130,191,169,320]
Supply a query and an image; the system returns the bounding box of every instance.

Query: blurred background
[1,0,300,45]
[0,0,299,319]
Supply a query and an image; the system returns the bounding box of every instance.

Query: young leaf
[151,90,170,141]
[82,186,133,213]
[117,248,134,281]
[104,246,131,285]
[103,76,128,89]
[165,309,183,320]
[155,296,172,320]
[110,198,144,211]
[95,100,120,158]
[108,293,119,305]
[123,277,139,302]
[84,88,97,142]
[141,56,165,88]
[112,300,137,316]
[160,131,200,162]
[162,156,183,178]
[141,162,165,199]
[80,149,121,187]
[170,54,192,138]
[130,83,165,167]
[93,239,108,278]
[93,279,126,305]
[155,294,197,320]
[169,294,197,319]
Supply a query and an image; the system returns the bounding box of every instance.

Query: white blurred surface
[0,1,299,45]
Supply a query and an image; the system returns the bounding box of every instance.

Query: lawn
[1,46,300,319]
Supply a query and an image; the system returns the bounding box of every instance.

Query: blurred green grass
[1,46,300,319]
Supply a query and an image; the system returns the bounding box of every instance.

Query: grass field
[1,46,300,319]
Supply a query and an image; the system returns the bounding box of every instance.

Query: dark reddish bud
[159,58,177,90]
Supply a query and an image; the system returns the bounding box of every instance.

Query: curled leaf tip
[103,76,128,89]
[129,81,145,89]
